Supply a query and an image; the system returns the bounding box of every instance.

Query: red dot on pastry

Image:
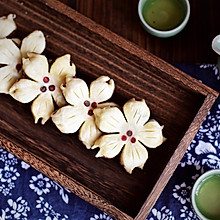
[49,85,55,91]
[84,100,90,107]
[121,135,127,141]
[126,130,133,137]
[91,102,97,108]
[88,109,94,116]
[130,137,136,143]
[43,76,50,83]
[40,86,47,92]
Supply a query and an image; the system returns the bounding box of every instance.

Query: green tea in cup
[143,0,185,31]
[191,169,220,220]
[138,0,190,37]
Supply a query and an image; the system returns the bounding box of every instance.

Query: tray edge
[135,93,218,220]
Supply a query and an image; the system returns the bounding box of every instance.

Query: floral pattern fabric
[0,63,220,219]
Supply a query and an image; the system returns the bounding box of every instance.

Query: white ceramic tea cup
[138,0,190,38]
[212,34,220,55]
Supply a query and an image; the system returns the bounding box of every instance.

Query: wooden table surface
[60,0,220,64]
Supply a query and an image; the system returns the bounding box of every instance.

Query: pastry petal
[51,105,86,133]
[9,79,40,103]
[61,78,89,106]
[93,134,124,158]
[138,119,164,148]
[0,38,20,65]
[94,107,126,133]
[31,93,54,124]
[22,54,48,82]
[97,102,118,109]
[0,14,16,38]
[20,30,46,58]
[79,117,101,149]
[120,141,148,174]
[0,65,21,94]
[123,98,150,126]
[90,76,115,103]
[51,87,66,107]
[50,54,76,84]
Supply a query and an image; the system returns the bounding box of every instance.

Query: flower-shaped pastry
[92,98,165,174]
[0,30,46,93]
[51,76,115,149]
[10,53,76,124]
[0,14,16,39]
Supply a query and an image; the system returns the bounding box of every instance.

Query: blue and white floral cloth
[0,64,220,220]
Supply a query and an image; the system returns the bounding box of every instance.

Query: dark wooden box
[0,0,218,219]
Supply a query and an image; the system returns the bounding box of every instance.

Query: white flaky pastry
[51,76,115,149]
[92,98,165,174]
[0,14,16,39]
[10,53,76,124]
[0,30,46,94]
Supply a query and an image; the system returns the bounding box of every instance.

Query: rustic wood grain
[0,0,218,219]
[74,0,220,64]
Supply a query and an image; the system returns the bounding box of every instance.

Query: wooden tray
[0,0,218,219]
